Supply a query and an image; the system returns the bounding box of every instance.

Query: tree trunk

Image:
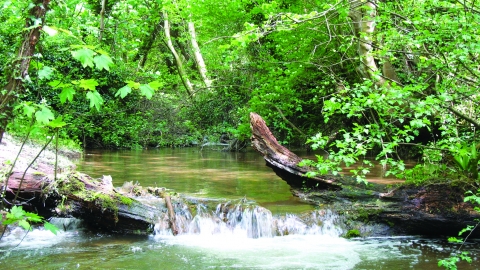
[188,21,212,89]
[98,0,106,42]
[348,0,387,86]
[250,112,340,189]
[0,0,51,143]
[2,171,165,234]
[163,11,194,97]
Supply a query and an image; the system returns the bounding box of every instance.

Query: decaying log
[2,171,164,234]
[250,112,340,189]
[250,112,480,237]
[164,194,178,236]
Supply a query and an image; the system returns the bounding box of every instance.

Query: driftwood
[164,194,178,235]
[250,112,341,190]
[250,112,480,236]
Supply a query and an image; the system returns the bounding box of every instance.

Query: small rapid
[153,199,344,238]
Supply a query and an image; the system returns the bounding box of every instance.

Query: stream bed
[1,148,479,269]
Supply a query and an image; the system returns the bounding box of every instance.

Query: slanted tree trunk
[163,11,194,97]
[188,21,212,89]
[250,112,340,189]
[0,0,51,143]
[250,112,480,237]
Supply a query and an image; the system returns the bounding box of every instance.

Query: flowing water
[1,148,479,269]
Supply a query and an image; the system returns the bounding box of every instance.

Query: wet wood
[250,112,480,237]
[164,194,179,236]
[250,112,340,189]
[2,171,162,234]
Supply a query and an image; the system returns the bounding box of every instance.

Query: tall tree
[0,0,51,143]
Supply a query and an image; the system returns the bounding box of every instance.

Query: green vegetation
[55,173,134,219]
[0,0,480,266]
[344,229,361,239]
[438,189,480,270]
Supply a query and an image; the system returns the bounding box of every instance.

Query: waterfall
[153,200,344,238]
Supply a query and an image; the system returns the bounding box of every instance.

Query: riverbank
[0,134,81,177]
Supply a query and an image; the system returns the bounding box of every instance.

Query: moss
[344,229,361,238]
[116,194,133,206]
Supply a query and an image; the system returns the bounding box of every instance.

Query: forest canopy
[1,0,479,184]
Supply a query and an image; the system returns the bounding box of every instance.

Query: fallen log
[2,171,165,234]
[250,112,341,190]
[164,193,178,236]
[249,112,480,237]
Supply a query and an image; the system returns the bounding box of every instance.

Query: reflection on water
[76,148,317,214]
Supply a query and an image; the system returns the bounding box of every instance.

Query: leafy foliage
[1,206,59,235]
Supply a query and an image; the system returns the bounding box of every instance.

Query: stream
[1,148,479,269]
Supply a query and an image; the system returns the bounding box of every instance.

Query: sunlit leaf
[86,90,104,111]
[79,79,99,91]
[44,222,60,235]
[139,84,154,99]
[38,66,54,80]
[126,81,141,89]
[47,116,68,128]
[93,54,113,71]
[59,87,75,103]
[115,85,132,99]
[35,106,55,125]
[18,219,31,230]
[148,80,164,90]
[71,48,95,68]
[42,25,58,36]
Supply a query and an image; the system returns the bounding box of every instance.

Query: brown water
[76,148,317,214]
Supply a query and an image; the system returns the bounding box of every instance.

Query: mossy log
[2,171,164,234]
[250,112,480,237]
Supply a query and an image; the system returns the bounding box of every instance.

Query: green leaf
[44,222,60,235]
[18,219,31,230]
[47,116,68,128]
[71,48,95,68]
[20,103,36,118]
[139,84,154,99]
[127,81,141,89]
[93,54,113,71]
[115,85,132,99]
[86,91,104,111]
[8,205,25,219]
[24,212,43,223]
[148,80,164,90]
[48,80,66,89]
[59,87,75,104]
[38,66,54,80]
[35,106,55,125]
[79,79,99,91]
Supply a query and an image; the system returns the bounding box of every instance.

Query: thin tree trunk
[188,21,212,88]
[163,11,194,97]
[348,0,387,86]
[98,0,106,42]
[0,0,51,143]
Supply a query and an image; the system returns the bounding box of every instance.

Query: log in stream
[249,112,480,237]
